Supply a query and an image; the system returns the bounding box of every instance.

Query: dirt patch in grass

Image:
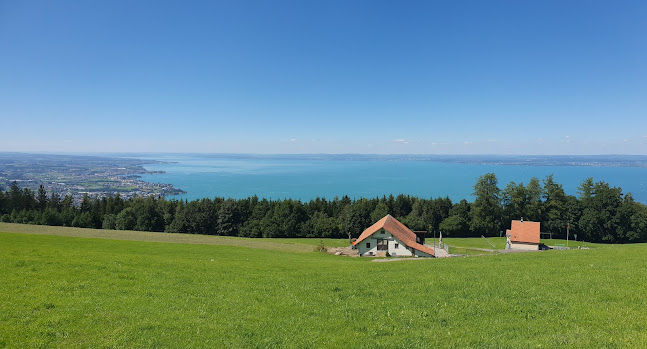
[326,246,358,257]
[372,257,432,262]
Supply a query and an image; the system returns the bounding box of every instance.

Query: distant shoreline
[3,152,647,205]
[137,153,647,205]
[132,153,647,168]
[0,152,185,203]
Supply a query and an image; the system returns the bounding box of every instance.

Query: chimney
[414,231,427,245]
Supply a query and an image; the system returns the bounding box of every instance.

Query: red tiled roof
[509,220,540,244]
[353,214,435,255]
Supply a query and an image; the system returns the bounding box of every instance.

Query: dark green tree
[217,199,240,236]
[304,211,339,238]
[370,202,390,223]
[37,185,48,211]
[72,212,94,228]
[439,199,472,237]
[48,192,61,210]
[524,177,542,221]
[501,181,526,223]
[578,180,623,242]
[102,214,117,230]
[0,191,7,215]
[470,173,502,236]
[542,174,568,238]
[115,207,137,231]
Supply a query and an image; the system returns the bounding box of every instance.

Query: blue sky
[1,0,646,154]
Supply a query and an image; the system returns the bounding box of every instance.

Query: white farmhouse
[353,214,435,257]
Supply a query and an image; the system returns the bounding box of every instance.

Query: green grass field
[442,236,599,251]
[0,223,349,253]
[1,225,646,348]
[443,236,508,250]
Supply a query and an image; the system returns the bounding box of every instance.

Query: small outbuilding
[506,219,541,250]
[353,214,435,257]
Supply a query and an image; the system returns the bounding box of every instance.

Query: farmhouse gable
[353,214,434,257]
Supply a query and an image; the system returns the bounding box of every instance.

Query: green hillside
[1,227,646,348]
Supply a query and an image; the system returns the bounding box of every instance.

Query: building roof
[509,220,541,244]
[353,214,435,255]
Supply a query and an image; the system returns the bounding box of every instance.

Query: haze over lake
[137,154,647,204]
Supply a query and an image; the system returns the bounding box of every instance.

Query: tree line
[1,173,646,243]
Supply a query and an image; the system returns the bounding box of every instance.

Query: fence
[552,244,569,250]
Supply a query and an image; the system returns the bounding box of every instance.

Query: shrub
[313,241,327,253]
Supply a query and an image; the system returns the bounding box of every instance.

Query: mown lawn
[442,236,508,249]
[1,229,646,348]
[443,236,599,250]
[271,237,350,248]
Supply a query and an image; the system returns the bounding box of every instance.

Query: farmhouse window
[395,243,399,249]
[377,239,388,251]
[366,242,370,248]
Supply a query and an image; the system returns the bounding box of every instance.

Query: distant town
[0,153,184,204]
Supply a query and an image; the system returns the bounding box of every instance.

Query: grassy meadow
[442,236,599,251]
[1,225,646,348]
[0,223,349,253]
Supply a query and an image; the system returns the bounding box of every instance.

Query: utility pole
[567,222,570,248]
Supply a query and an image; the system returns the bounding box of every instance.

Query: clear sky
[1,0,646,154]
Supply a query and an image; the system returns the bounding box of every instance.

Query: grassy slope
[0,223,349,252]
[2,229,646,348]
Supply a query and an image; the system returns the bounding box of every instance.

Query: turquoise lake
[137,155,647,203]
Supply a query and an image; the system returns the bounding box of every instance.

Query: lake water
[137,154,647,204]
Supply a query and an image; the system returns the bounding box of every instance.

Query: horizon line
[2,151,647,157]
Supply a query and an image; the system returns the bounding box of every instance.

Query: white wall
[357,236,379,256]
[387,235,413,257]
[510,242,539,250]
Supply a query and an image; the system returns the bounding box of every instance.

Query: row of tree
[1,174,646,243]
